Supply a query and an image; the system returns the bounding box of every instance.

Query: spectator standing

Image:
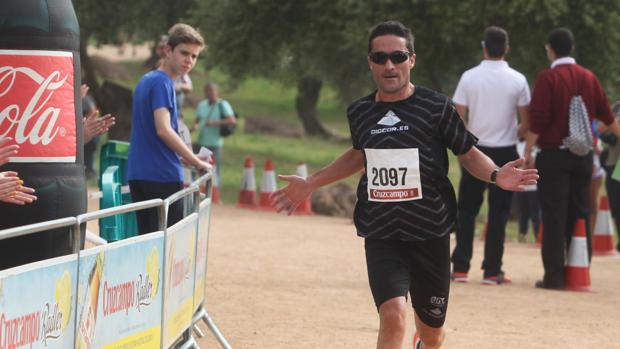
[450,26,531,284]
[194,82,236,177]
[525,28,620,289]
[154,35,192,116]
[127,23,210,235]
[515,141,540,243]
[272,21,537,349]
[175,73,192,116]
[599,101,620,253]
[82,93,98,178]
[0,137,36,205]
[80,84,115,178]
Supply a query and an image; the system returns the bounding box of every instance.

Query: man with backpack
[194,82,237,178]
[525,28,620,290]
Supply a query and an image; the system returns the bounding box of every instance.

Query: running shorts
[364,235,450,328]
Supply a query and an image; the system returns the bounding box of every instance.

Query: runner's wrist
[490,168,499,184]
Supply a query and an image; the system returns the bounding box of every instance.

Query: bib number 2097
[371,167,407,186]
[364,148,422,202]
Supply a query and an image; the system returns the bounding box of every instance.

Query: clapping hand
[0,171,36,205]
[83,109,116,143]
[0,137,18,166]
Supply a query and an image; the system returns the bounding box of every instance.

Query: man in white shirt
[451,26,531,285]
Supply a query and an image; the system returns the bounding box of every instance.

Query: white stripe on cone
[296,163,308,178]
[594,208,613,237]
[567,236,589,268]
[237,156,257,208]
[593,196,617,255]
[259,159,277,210]
[241,168,256,190]
[564,218,591,291]
[293,162,314,215]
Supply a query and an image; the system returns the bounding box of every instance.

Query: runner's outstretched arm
[272,147,364,215]
[458,146,538,192]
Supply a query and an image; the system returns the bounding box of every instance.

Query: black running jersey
[347,86,477,241]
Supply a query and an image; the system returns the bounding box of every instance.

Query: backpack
[218,101,237,138]
[561,75,592,156]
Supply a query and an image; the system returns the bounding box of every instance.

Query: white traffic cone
[564,218,591,292]
[293,162,314,215]
[237,156,257,209]
[258,159,277,211]
[593,196,618,256]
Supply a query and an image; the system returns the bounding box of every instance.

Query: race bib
[365,148,422,202]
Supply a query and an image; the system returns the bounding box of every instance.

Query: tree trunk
[295,76,330,137]
[79,35,133,142]
[79,32,101,101]
[99,81,133,142]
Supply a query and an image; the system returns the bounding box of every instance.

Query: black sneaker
[535,280,564,290]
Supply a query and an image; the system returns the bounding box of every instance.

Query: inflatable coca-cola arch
[0,0,85,269]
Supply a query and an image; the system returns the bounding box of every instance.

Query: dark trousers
[451,145,518,277]
[601,161,620,251]
[129,180,183,235]
[536,149,592,288]
[516,191,541,237]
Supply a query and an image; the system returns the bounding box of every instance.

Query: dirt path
[195,204,620,349]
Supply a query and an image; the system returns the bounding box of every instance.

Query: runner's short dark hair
[548,28,573,57]
[368,20,415,53]
[483,26,508,58]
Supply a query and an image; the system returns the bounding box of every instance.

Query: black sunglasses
[368,51,412,65]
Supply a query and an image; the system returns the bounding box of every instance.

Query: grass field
[95,57,529,241]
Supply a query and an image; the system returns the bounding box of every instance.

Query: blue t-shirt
[127,70,183,183]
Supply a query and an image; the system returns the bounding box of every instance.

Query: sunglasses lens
[390,51,409,64]
[370,52,389,64]
[369,51,410,65]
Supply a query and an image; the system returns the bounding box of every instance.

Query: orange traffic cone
[564,218,591,292]
[593,196,618,256]
[209,156,220,204]
[293,162,314,215]
[536,224,543,247]
[258,159,278,211]
[237,156,257,209]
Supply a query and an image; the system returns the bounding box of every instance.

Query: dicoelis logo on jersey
[0,271,73,349]
[0,50,76,163]
[371,110,409,135]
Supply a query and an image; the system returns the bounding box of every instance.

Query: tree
[194,0,372,138]
[196,0,620,131]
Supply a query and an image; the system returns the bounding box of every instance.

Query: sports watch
[490,169,499,184]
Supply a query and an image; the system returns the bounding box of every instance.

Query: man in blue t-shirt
[127,23,210,235]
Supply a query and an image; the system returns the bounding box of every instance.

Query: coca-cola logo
[0,50,76,163]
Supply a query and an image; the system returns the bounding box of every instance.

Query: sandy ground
[193,204,620,349]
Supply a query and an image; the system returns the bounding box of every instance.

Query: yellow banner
[101,326,161,349]
[193,276,205,309]
[164,299,193,345]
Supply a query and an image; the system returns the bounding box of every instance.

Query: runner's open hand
[271,175,314,215]
[496,158,539,191]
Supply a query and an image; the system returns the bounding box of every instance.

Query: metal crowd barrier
[0,170,231,349]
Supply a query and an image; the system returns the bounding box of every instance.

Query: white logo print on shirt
[377,110,401,126]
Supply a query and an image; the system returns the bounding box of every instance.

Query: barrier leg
[175,330,200,349]
[195,306,232,349]
[193,324,205,338]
